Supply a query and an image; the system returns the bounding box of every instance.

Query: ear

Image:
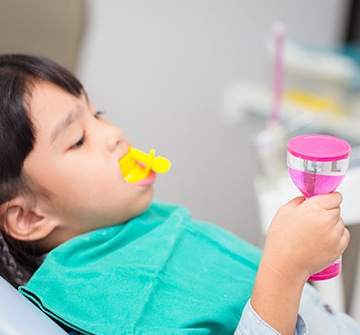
[3,197,57,242]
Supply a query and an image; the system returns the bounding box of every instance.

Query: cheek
[57,168,127,206]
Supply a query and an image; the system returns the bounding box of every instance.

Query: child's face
[23,81,154,245]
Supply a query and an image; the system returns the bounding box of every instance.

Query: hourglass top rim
[287,134,351,162]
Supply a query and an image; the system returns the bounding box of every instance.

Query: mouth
[132,170,156,186]
[119,152,151,183]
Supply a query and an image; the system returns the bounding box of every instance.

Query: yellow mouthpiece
[119,147,171,183]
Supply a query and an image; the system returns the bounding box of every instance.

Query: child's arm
[251,192,349,335]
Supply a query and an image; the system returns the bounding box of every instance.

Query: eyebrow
[50,109,79,145]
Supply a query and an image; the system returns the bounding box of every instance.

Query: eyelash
[95,110,105,119]
[72,132,86,149]
[71,111,105,149]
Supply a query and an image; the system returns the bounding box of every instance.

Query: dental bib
[19,203,261,335]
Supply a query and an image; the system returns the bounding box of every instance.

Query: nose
[104,123,124,152]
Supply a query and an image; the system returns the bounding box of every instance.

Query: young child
[0,54,359,335]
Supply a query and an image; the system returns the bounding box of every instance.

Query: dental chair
[0,276,68,334]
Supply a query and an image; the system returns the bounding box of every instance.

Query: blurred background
[1,0,360,320]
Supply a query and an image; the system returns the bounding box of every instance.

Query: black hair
[0,54,83,288]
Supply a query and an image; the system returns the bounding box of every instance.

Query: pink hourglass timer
[287,134,351,281]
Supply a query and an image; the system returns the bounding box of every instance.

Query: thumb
[279,196,305,215]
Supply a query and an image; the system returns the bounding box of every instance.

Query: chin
[124,193,154,222]
[138,195,154,214]
[141,191,154,209]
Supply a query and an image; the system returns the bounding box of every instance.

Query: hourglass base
[308,258,342,281]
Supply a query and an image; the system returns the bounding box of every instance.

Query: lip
[133,170,156,187]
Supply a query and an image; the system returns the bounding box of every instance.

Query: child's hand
[251,193,349,334]
[261,192,350,284]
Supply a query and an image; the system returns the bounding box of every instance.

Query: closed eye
[70,111,104,149]
[71,132,86,149]
[95,111,105,119]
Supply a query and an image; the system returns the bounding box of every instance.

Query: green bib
[19,203,261,335]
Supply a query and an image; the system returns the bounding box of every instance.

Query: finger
[324,207,341,225]
[284,196,306,209]
[335,224,351,256]
[335,217,350,243]
[309,192,343,210]
[275,196,306,217]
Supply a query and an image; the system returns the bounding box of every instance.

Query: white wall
[77,0,347,244]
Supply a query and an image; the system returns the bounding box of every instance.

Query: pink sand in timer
[288,170,345,198]
[287,134,351,281]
